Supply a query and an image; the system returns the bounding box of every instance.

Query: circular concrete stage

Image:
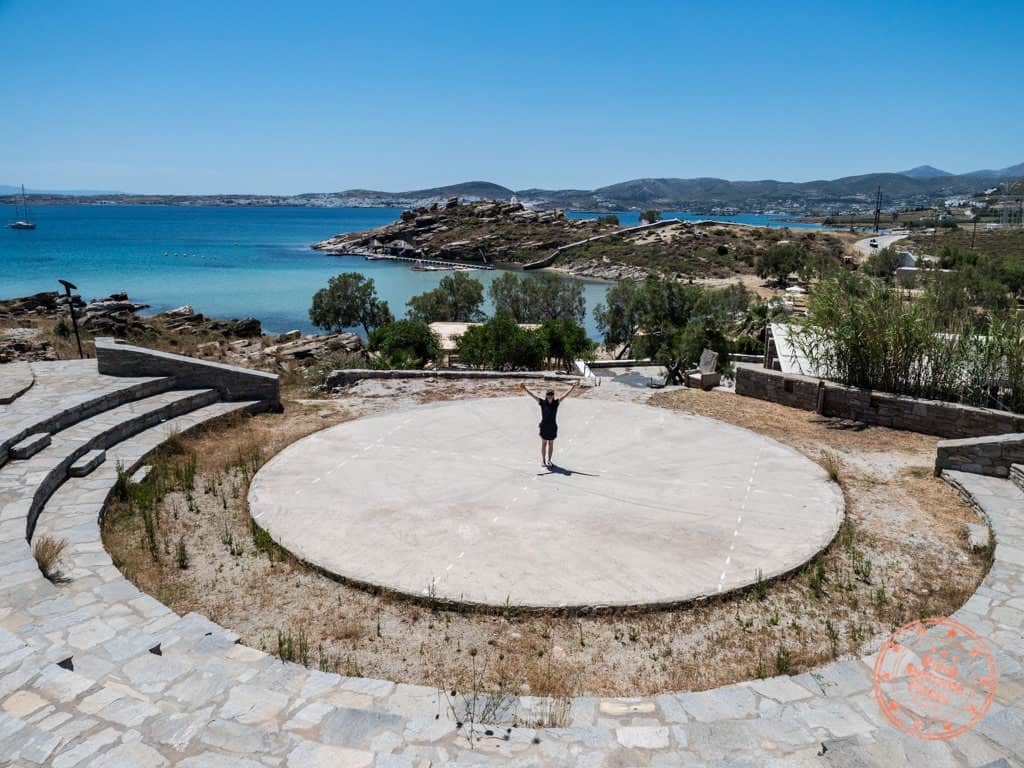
[249,398,844,610]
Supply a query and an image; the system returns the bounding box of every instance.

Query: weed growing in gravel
[277,627,310,665]
[819,451,841,483]
[175,537,190,569]
[250,521,285,561]
[775,646,792,675]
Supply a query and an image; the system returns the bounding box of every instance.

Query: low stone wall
[326,368,579,389]
[935,433,1024,478]
[735,364,1024,439]
[95,337,280,409]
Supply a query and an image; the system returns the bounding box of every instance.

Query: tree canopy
[862,246,902,279]
[540,318,594,370]
[488,272,585,323]
[456,314,548,371]
[754,242,805,285]
[406,272,485,323]
[309,273,393,336]
[593,278,738,368]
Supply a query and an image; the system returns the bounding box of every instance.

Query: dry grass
[33,535,68,582]
[102,380,989,698]
[819,450,842,483]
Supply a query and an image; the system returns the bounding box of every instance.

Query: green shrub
[862,246,901,279]
[732,334,764,355]
[456,314,547,370]
[368,319,441,368]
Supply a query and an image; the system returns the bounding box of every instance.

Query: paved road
[852,233,908,259]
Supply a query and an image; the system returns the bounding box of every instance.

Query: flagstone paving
[0,360,1022,766]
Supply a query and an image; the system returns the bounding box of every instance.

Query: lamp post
[58,279,84,359]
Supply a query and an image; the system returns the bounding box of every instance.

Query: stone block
[10,433,51,460]
[69,449,106,477]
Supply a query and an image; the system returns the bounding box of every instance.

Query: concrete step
[1011,463,1024,493]
[68,448,105,477]
[9,432,51,459]
[129,464,152,484]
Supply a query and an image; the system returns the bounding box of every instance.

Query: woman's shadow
[538,464,600,477]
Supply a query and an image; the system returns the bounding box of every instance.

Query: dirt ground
[102,378,989,703]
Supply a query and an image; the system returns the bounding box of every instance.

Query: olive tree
[309,273,392,336]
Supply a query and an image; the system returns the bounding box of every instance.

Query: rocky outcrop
[262,330,362,361]
[0,291,361,371]
[311,199,609,267]
[156,305,262,338]
[83,293,152,336]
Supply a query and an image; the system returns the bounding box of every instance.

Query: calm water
[0,205,614,336]
[1,205,817,338]
[566,210,828,228]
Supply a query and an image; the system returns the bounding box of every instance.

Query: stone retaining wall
[95,337,280,409]
[935,433,1024,478]
[736,364,1024,439]
[326,368,579,389]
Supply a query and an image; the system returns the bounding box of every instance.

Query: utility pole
[872,186,882,233]
[971,215,979,248]
[58,279,84,359]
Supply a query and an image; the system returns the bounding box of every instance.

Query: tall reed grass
[795,274,1024,412]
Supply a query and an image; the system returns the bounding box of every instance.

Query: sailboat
[8,185,36,230]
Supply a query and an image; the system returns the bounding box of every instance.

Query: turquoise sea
[0,205,813,337]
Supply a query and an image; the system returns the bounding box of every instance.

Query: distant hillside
[532,170,1010,210]
[897,165,953,179]
[296,181,515,201]
[0,184,122,196]
[965,162,1024,179]
[6,162,1022,212]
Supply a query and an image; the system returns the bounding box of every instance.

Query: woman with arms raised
[520,381,578,467]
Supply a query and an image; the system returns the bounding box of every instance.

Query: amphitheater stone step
[1011,462,1024,492]
[2,356,1022,766]
[68,448,105,477]
[8,432,51,460]
[0,362,173,467]
[129,464,152,484]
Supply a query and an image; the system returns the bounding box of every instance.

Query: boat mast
[20,185,30,223]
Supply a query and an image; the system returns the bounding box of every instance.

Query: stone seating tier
[0,359,1021,766]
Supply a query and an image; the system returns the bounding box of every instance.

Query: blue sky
[1,0,1021,194]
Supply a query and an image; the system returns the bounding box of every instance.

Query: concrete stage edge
[249,398,844,610]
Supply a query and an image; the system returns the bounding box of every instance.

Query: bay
[2,205,816,338]
[1,205,612,336]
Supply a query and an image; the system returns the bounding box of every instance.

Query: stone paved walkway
[0,361,1021,766]
[0,362,34,405]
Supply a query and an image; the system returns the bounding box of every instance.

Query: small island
[312,197,856,283]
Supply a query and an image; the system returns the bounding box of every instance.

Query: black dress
[538,397,559,440]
